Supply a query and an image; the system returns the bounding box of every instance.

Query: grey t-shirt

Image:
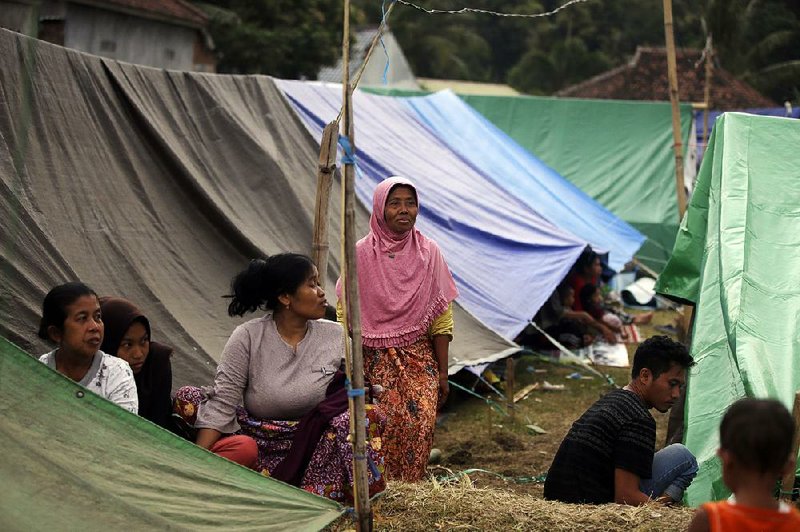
[195,313,344,433]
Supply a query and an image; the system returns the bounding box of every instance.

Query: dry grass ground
[330,309,687,531]
[371,479,694,531]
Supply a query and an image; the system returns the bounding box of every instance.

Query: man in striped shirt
[544,335,697,505]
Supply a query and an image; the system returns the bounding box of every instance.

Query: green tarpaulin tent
[461,94,693,272]
[0,336,343,530]
[655,113,800,506]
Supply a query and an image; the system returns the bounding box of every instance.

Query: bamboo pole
[702,35,713,148]
[312,122,339,281]
[341,1,371,529]
[663,0,693,344]
[662,0,688,220]
[781,391,800,500]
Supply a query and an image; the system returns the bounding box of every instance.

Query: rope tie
[338,135,357,165]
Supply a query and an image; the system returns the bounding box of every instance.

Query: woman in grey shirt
[175,253,385,502]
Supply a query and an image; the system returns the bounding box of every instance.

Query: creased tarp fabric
[0,29,320,385]
[403,90,645,271]
[0,337,343,531]
[655,113,800,506]
[276,80,588,342]
[0,29,515,380]
[460,94,693,272]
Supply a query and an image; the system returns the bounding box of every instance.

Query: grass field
[330,308,698,530]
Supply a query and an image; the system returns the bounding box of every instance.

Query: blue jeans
[639,443,698,502]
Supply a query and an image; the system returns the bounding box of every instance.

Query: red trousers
[211,435,258,469]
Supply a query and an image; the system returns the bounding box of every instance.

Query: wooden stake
[702,35,714,148]
[312,122,338,282]
[662,0,688,220]
[341,1,371,529]
[781,391,800,500]
[506,358,516,419]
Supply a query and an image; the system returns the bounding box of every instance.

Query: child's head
[718,398,795,488]
[556,282,574,308]
[579,283,601,311]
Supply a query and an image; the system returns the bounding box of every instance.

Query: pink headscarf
[337,176,458,348]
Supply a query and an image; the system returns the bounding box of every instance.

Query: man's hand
[654,494,675,506]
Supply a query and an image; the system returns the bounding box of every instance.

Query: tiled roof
[74,0,208,27]
[557,46,775,110]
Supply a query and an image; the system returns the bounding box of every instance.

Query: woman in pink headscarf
[337,176,458,481]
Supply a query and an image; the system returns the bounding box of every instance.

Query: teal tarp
[461,94,693,271]
[0,337,343,530]
[655,113,800,505]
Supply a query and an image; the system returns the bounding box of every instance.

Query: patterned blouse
[40,350,139,413]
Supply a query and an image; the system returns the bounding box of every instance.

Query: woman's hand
[437,374,449,410]
[196,428,223,450]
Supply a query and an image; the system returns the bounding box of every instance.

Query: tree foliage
[196,1,352,78]
[376,0,798,103]
[198,0,799,104]
[702,0,800,103]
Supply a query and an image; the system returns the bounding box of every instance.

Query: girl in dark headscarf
[99,297,174,430]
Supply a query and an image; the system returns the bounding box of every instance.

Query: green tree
[196,1,349,78]
[508,38,611,94]
[702,0,800,103]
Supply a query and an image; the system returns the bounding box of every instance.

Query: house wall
[0,1,39,35]
[64,3,195,70]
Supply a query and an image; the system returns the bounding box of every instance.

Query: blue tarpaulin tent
[276,80,589,342]
[405,90,645,271]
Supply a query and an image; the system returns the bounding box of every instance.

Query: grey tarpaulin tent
[0,29,516,386]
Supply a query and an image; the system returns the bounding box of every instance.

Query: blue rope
[338,135,356,165]
[380,1,395,85]
[344,376,366,397]
[367,455,381,479]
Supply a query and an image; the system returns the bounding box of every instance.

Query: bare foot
[633,311,654,324]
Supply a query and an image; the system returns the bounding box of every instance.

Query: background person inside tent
[99,297,175,432]
[515,281,610,349]
[579,284,627,341]
[38,282,138,414]
[569,248,653,325]
[336,176,459,482]
[175,254,386,502]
